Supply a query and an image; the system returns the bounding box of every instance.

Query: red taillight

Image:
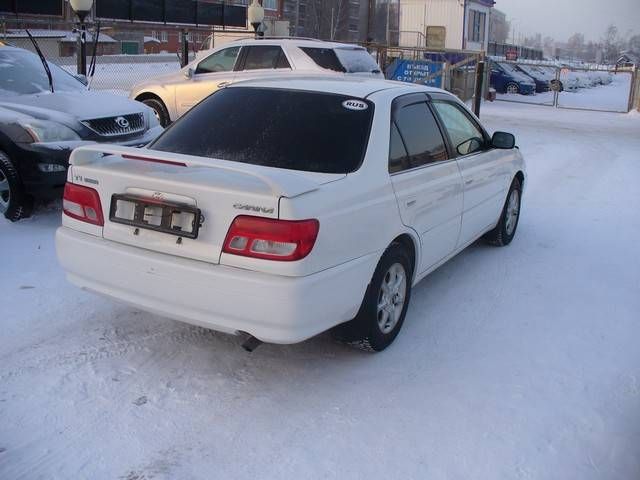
[62,183,104,226]
[222,216,319,261]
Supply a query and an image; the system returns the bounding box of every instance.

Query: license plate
[109,194,202,239]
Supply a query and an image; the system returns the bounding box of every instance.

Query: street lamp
[247,0,265,39]
[70,0,94,76]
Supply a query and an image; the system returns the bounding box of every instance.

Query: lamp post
[70,0,93,76]
[247,0,265,39]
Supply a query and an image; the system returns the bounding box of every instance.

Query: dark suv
[0,45,163,221]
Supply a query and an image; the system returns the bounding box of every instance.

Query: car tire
[506,82,520,94]
[142,97,170,127]
[332,242,413,352]
[0,150,33,222]
[484,177,522,247]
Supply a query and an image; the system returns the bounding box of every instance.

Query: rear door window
[241,46,291,70]
[150,87,373,174]
[392,102,448,170]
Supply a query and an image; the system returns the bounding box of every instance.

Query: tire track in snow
[0,325,226,381]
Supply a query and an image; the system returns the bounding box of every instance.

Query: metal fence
[0,17,240,95]
[4,15,636,114]
[488,58,637,113]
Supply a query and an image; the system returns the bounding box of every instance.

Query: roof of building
[144,36,161,44]
[4,29,117,43]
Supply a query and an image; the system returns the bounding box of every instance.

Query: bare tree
[602,24,621,63]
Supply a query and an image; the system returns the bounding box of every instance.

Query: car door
[174,45,241,117]
[389,94,464,274]
[431,98,510,247]
[232,45,293,83]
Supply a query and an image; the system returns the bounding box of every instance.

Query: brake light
[62,183,104,226]
[222,216,319,261]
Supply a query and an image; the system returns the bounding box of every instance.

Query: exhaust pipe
[241,334,263,352]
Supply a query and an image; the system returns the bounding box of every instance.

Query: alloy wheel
[377,263,407,334]
[0,169,10,214]
[505,189,520,236]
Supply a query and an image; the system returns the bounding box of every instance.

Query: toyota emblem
[115,116,130,129]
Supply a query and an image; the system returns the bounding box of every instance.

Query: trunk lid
[69,145,342,264]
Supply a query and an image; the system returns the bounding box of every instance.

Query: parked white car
[57,77,525,352]
[130,38,383,126]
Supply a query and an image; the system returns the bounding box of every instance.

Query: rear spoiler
[69,144,321,198]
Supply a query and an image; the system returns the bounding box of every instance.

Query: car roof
[228,38,367,50]
[227,75,448,99]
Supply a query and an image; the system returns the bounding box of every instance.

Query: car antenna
[25,29,54,93]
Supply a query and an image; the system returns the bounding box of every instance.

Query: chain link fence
[488,58,636,113]
[0,18,237,95]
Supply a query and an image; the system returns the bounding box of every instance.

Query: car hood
[0,90,145,121]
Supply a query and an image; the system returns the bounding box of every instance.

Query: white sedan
[57,77,525,352]
[130,38,383,127]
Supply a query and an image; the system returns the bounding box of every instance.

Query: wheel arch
[515,170,525,189]
[133,91,174,121]
[390,232,419,282]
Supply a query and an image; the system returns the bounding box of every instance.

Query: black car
[0,44,163,221]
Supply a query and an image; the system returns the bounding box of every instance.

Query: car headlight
[20,120,81,143]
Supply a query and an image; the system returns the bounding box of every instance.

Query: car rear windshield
[150,87,374,174]
[300,47,381,74]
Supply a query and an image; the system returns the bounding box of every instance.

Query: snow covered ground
[496,72,633,112]
[1,102,640,479]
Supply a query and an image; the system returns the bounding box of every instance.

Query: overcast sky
[494,0,639,42]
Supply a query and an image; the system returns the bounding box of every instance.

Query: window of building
[263,0,278,10]
[468,10,486,43]
[159,31,168,42]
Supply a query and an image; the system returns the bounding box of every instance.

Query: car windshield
[150,87,374,174]
[0,49,85,96]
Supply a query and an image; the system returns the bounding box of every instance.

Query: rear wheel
[332,243,413,352]
[506,82,520,94]
[0,150,33,222]
[141,97,170,127]
[484,177,522,246]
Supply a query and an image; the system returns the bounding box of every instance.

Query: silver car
[130,38,383,126]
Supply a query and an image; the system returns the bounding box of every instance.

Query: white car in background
[130,38,383,126]
[57,77,525,352]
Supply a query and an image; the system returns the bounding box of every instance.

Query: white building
[399,0,494,51]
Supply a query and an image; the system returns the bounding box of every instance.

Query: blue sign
[386,59,445,88]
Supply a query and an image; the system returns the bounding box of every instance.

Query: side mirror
[74,74,88,86]
[184,67,194,79]
[491,131,516,149]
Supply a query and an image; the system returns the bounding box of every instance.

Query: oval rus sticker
[342,99,368,111]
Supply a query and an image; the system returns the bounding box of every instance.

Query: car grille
[81,113,146,138]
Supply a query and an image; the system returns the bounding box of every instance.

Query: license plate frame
[109,194,202,239]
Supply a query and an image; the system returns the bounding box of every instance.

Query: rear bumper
[56,227,377,344]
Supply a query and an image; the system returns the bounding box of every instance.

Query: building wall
[489,8,508,44]
[464,0,492,51]
[399,0,464,49]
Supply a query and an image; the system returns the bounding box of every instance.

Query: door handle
[406,199,417,207]
[217,81,230,88]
